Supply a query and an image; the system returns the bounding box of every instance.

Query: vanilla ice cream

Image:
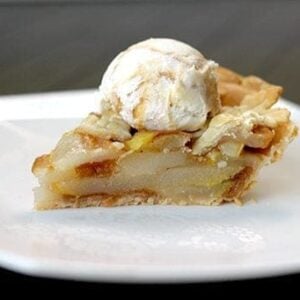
[98,38,220,131]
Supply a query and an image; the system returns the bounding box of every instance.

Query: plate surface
[0,90,299,283]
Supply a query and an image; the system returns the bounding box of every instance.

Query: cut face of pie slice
[32,66,297,210]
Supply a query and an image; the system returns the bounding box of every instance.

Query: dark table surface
[1,266,300,291]
[0,0,299,286]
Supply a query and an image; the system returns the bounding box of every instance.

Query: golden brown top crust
[32,154,52,175]
[192,67,296,156]
[75,131,113,149]
[77,112,131,142]
[217,67,283,107]
[217,67,242,84]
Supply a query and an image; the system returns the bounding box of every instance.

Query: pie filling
[33,144,257,209]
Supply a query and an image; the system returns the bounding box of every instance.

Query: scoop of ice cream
[98,38,220,131]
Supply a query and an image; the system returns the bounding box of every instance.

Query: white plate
[0,90,299,283]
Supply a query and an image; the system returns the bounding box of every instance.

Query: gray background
[0,0,299,103]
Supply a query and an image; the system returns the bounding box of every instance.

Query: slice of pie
[32,39,297,210]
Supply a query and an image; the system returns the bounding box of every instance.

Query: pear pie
[32,39,297,210]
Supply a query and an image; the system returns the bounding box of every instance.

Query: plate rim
[1,248,300,283]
